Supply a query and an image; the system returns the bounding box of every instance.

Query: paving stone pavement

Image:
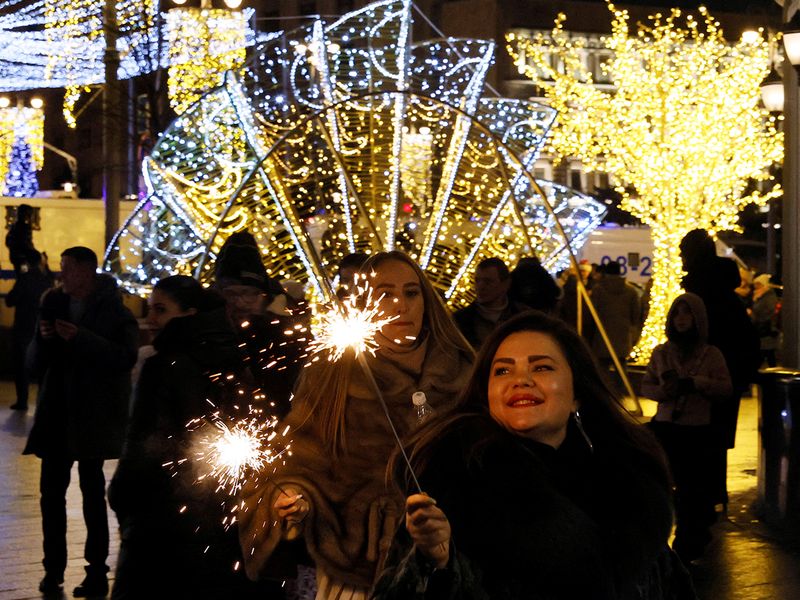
[1,380,800,599]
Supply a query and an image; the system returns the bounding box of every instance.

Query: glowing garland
[166,7,248,114]
[104,0,607,308]
[0,0,256,98]
[0,106,43,185]
[508,4,783,362]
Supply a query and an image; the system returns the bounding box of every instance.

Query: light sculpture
[0,105,44,187]
[508,4,783,362]
[165,7,249,114]
[104,0,606,308]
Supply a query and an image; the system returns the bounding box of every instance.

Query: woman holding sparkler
[372,310,696,600]
[109,275,274,599]
[239,251,474,600]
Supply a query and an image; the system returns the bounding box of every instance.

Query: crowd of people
[4,217,773,599]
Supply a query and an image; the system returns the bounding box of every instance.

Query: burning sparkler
[193,408,292,496]
[308,276,397,362]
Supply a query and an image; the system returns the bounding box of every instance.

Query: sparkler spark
[194,410,291,496]
[308,279,397,362]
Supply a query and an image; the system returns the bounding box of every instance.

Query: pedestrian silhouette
[5,250,53,410]
[23,246,139,596]
[5,203,37,275]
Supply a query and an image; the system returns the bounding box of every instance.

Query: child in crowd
[641,293,732,563]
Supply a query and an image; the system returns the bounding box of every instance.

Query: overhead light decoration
[508,4,783,362]
[0,105,44,187]
[165,7,249,114]
[43,0,104,127]
[0,0,256,124]
[104,0,606,307]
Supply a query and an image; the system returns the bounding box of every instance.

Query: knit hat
[215,232,285,296]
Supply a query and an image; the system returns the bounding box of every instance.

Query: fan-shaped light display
[104,0,606,307]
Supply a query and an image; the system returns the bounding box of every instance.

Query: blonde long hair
[292,251,473,455]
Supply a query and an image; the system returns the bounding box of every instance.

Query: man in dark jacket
[453,257,530,350]
[214,232,308,419]
[23,246,139,596]
[589,261,642,372]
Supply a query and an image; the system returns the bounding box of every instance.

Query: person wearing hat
[214,232,308,419]
[751,273,780,367]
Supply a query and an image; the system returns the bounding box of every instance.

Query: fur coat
[372,415,694,600]
[239,334,473,589]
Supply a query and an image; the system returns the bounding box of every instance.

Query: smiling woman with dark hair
[372,310,697,600]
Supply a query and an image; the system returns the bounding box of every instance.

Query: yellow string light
[166,8,248,115]
[44,0,104,128]
[508,3,783,363]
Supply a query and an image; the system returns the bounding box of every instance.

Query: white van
[578,225,744,286]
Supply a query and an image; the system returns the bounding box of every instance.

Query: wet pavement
[0,380,799,599]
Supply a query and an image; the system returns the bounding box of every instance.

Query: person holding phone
[23,247,139,597]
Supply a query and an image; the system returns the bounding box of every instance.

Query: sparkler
[192,407,292,497]
[307,275,398,362]
[306,272,424,493]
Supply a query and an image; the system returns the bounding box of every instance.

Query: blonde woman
[239,251,474,599]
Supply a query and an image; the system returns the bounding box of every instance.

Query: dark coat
[5,266,52,336]
[5,220,35,271]
[108,308,265,598]
[23,274,139,460]
[373,415,694,600]
[509,263,560,314]
[590,274,641,361]
[681,256,759,394]
[453,300,530,350]
[109,308,245,520]
[237,308,307,419]
[682,256,760,447]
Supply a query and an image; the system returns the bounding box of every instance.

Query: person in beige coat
[238,251,474,600]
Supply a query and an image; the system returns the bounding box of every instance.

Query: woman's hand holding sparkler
[405,494,450,570]
[274,486,309,539]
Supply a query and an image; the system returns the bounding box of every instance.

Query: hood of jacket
[153,307,243,371]
[666,292,708,343]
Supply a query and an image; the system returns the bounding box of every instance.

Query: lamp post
[103,0,123,247]
[781,3,800,368]
[760,66,783,278]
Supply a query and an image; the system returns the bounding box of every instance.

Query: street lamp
[761,67,786,112]
[779,1,800,369]
[783,12,800,73]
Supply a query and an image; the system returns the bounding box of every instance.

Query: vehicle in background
[578,225,745,287]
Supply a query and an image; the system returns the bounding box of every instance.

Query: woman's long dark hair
[397,310,670,488]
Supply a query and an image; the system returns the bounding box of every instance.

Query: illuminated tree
[508,3,783,362]
[4,137,39,197]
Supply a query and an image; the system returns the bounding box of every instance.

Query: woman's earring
[573,409,594,453]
